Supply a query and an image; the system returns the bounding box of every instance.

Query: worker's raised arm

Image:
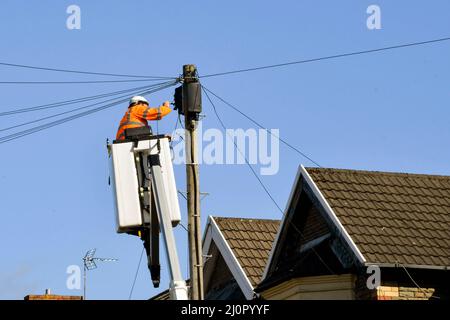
[135,101,172,120]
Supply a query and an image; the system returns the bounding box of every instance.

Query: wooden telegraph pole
[182,64,204,300]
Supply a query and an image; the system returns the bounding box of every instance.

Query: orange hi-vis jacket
[116,103,171,140]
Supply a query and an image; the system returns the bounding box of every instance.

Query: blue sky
[0,1,449,300]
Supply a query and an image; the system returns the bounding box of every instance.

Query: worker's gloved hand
[157,101,172,119]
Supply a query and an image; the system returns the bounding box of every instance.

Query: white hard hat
[129,95,149,106]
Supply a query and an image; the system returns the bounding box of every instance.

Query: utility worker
[116,96,172,140]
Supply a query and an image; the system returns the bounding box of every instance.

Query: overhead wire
[0,81,175,144]
[201,36,450,78]
[0,78,176,85]
[0,81,174,133]
[202,86,335,275]
[0,80,176,142]
[178,114,185,130]
[0,80,178,144]
[5,35,449,81]
[169,114,180,150]
[128,247,145,300]
[0,84,166,117]
[0,61,175,79]
[201,85,321,167]
[399,263,440,300]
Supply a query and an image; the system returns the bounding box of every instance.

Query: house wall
[261,273,440,300]
[376,283,435,300]
[354,272,439,300]
[261,274,355,300]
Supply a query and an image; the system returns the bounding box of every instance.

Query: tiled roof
[213,217,280,286]
[306,167,450,268]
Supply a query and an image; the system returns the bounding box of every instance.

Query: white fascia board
[209,217,255,300]
[365,262,450,270]
[261,166,303,282]
[202,216,213,256]
[300,165,366,264]
[202,217,214,292]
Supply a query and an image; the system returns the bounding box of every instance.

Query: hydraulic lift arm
[108,134,187,300]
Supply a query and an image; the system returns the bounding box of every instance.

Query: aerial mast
[82,248,118,300]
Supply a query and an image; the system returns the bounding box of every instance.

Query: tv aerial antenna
[82,248,118,299]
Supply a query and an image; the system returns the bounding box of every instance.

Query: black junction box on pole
[173,65,202,117]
